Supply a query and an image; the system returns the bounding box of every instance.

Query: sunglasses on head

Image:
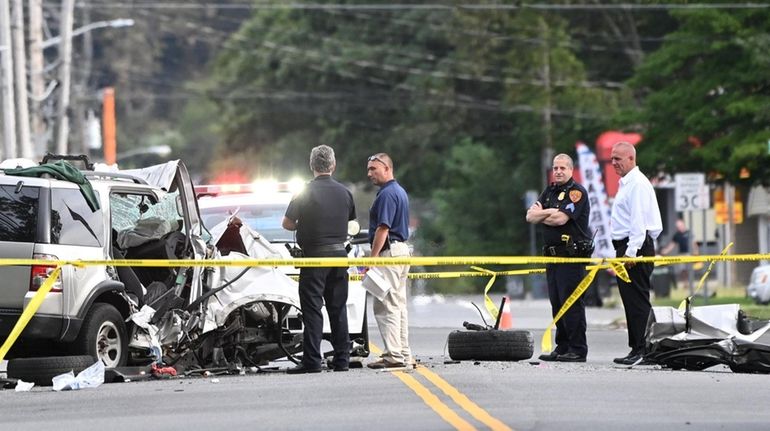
[368,155,386,166]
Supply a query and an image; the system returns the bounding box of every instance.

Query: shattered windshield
[111,191,184,247]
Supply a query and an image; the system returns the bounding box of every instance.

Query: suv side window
[0,184,39,242]
[51,188,104,247]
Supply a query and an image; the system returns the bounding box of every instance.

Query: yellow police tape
[0,249,763,363]
[293,267,547,324]
[1,252,769,269]
[540,243,734,354]
[0,266,62,362]
[677,242,733,313]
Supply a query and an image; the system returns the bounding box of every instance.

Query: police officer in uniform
[526,153,591,362]
[282,145,357,374]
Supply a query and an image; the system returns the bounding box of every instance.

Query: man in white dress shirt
[609,142,662,365]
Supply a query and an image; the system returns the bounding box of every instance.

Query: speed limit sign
[675,173,709,211]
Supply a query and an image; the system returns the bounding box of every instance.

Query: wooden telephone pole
[55,0,75,154]
[0,0,17,158]
[11,0,31,157]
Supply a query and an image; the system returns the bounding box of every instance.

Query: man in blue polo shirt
[365,152,412,369]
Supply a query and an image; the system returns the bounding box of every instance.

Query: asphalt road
[2,296,770,431]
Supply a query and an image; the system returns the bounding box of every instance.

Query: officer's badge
[557,191,565,201]
[569,190,582,203]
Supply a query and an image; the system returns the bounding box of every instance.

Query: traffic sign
[675,173,710,211]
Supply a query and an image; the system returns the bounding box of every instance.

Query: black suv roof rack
[84,171,148,185]
[42,153,94,170]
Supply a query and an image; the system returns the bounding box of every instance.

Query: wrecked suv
[0,156,362,375]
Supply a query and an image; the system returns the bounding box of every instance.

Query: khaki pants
[372,242,411,364]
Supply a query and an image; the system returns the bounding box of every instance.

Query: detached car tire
[7,355,96,386]
[447,329,534,361]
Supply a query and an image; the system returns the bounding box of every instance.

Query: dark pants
[545,262,588,357]
[298,252,350,369]
[614,235,655,354]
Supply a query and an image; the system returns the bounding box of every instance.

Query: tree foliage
[206,5,624,259]
[628,8,770,183]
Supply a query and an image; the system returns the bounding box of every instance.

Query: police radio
[561,234,595,257]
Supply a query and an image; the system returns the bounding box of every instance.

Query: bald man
[609,142,662,365]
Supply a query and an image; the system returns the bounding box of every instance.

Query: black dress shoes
[613,351,651,365]
[286,364,322,374]
[555,352,587,363]
[621,354,653,365]
[613,350,638,364]
[538,351,561,362]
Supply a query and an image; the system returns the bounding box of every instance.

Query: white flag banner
[576,142,614,259]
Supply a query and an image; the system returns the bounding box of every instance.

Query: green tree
[206,4,624,274]
[628,8,770,183]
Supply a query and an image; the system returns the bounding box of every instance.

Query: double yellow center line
[370,344,512,431]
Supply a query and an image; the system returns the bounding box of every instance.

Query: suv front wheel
[73,303,128,368]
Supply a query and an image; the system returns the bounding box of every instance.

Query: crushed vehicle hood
[645,304,770,373]
[204,220,299,333]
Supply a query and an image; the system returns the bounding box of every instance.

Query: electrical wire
[56,2,770,11]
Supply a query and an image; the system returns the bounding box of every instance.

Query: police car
[195,181,370,357]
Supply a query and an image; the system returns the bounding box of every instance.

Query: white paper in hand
[362,267,391,301]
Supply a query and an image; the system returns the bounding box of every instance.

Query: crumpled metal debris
[645,304,770,373]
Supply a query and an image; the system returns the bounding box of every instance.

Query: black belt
[612,232,653,250]
[612,238,628,249]
[543,244,569,257]
[381,240,404,251]
[303,243,346,254]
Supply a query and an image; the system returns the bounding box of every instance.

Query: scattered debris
[14,380,34,392]
[52,360,105,391]
[645,304,770,373]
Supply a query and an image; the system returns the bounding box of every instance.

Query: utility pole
[0,0,17,159]
[103,87,116,165]
[28,0,46,157]
[75,5,93,154]
[55,0,75,155]
[11,0,31,157]
[539,18,553,190]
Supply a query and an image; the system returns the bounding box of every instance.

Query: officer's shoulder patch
[569,189,582,203]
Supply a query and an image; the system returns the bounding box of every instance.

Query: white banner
[576,142,614,258]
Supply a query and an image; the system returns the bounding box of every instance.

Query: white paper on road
[52,360,105,391]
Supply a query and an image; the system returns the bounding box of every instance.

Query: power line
[74,86,608,119]
[63,3,770,11]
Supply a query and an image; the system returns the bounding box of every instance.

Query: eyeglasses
[368,155,386,166]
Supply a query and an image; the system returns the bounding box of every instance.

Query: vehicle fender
[60,280,128,342]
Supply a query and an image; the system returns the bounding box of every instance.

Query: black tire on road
[73,303,128,368]
[447,329,534,361]
[7,355,96,386]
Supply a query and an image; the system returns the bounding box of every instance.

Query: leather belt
[304,243,346,254]
[612,238,628,249]
[543,244,568,257]
[612,232,653,250]
[381,240,404,251]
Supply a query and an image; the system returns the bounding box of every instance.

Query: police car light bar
[195,179,305,197]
